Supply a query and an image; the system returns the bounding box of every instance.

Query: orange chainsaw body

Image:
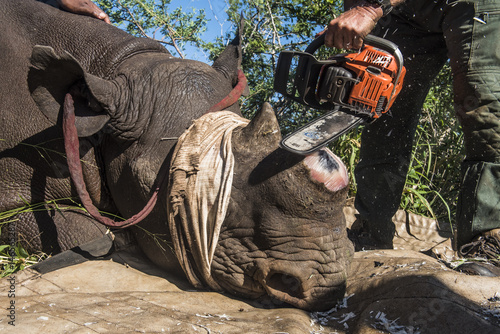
[274,34,407,154]
[342,45,406,117]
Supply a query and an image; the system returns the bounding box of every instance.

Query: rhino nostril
[266,272,303,299]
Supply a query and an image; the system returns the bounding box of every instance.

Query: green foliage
[0,200,50,277]
[402,63,463,224]
[0,198,79,276]
[0,198,115,276]
[0,244,47,278]
[329,126,363,196]
[201,0,343,121]
[95,0,208,58]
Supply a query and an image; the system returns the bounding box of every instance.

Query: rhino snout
[254,259,346,311]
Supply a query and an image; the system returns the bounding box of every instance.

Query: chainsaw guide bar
[280,108,365,155]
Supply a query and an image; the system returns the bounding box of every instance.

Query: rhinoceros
[0,0,354,311]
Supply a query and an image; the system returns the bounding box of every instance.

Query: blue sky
[169,0,232,62]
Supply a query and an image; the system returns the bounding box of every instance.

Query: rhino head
[206,103,354,311]
[165,101,354,311]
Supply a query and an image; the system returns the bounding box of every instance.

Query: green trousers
[354,0,500,248]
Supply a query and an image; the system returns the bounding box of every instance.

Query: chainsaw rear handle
[306,34,400,58]
[274,48,338,109]
[304,33,327,54]
[307,34,404,104]
[306,34,403,78]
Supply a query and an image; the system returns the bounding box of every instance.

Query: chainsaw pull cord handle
[306,34,404,107]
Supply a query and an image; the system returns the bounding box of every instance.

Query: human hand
[322,4,383,49]
[57,0,111,24]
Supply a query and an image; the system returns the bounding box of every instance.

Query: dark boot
[348,216,394,251]
[455,228,500,277]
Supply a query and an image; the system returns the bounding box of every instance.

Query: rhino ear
[28,45,116,137]
[212,16,249,96]
[233,103,281,153]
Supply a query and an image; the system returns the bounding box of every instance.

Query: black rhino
[0,0,353,311]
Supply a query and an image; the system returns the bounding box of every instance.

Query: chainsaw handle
[305,33,326,54]
[306,34,402,68]
[363,35,403,73]
[363,35,399,56]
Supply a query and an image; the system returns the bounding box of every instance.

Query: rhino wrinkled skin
[0,0,353,310]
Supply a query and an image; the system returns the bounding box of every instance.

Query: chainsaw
[274,34,406,155]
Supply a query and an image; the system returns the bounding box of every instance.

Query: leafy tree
[95,0,208,58]
[205,0,342,122]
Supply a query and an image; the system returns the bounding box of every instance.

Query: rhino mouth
[211,256,347,311]
[210,262,309,307]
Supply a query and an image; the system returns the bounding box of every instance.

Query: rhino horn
[29,45,117,137]
[233,102,281,154]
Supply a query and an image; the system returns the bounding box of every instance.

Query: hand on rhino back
[0,0,353,311]
[51,0,110,23]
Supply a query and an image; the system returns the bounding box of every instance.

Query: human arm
[56,0,111,24]
[324,0,405,49]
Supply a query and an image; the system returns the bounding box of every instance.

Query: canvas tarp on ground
[0,205,499,333]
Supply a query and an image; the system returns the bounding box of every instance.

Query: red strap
[206,69,247,113]
[62,70,246,228]
[62,92,163,228]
